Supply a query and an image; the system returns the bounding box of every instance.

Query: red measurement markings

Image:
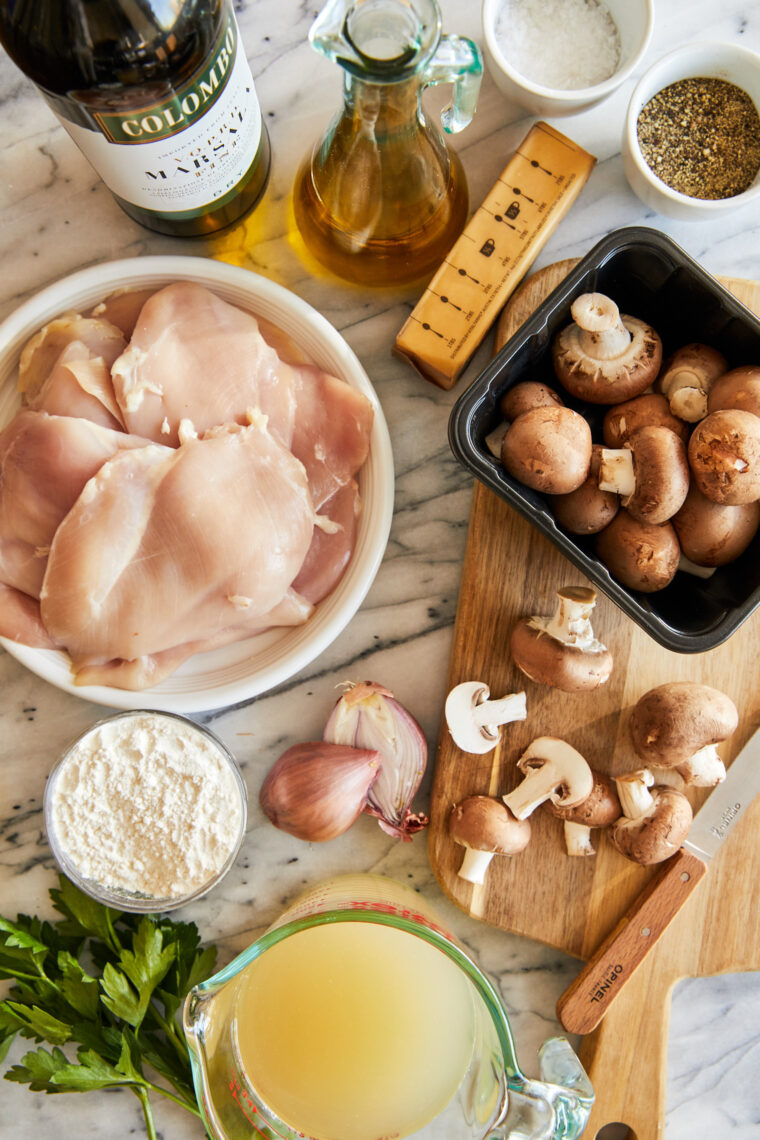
[229,1070,297,1139]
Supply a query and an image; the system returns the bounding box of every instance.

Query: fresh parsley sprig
[0,875,217,1139]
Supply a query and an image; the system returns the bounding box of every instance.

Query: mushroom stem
[665,370,709,422]
[677,552,717,579]
[571,293,632,361]
[503,738,594,820]
[457,847,495,885]
[599,448,636,497]
[471,691,527,729]
[529,586,602,649]
[676,744,726,787]
[564,820,596,856]
[616,770,655,819]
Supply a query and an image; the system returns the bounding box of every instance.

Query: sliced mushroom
[509,586,613,692]
[500,381,564,421]
[545,769,621,856]
[445,682,527,755]
[707,365,760,419]
[502,737,594,821]
[552,293,662,405]
[501,405,592,494]
[629,681,738,787]
[551,445,619,535]
[609,780,693,866]
[672,485,760,567]
[596,511,680,592]
[449,796,531,884]
[688,409,760,505]
[598,426,690,525]
[657,343,728,423]
[602,393,690,448]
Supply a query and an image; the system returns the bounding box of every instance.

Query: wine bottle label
[60,14,262,219]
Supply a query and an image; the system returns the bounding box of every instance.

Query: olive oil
[0,0,270,236]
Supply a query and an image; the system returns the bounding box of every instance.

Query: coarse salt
[47,712,244,900]
[494,0,621,91]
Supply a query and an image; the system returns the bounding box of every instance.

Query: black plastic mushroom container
[449,226,760,653]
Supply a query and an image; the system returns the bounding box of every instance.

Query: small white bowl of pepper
[623,42,760,220]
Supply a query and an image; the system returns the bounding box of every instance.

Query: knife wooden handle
[556,848,708,1036]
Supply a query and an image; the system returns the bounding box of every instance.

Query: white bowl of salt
[482,0,654,117]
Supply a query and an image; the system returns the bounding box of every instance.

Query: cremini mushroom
[657,343,728,423]
[552,292,662,404]
[501,405,592,494]
[672,485,760,567]
[629,681,738,787]
[449,795,531,884]
[602,393,690,448]
[502,737,594,820]
[551,445,619,535]
[608,773,692,866]
[445,682,527,755]
[688,409,760,505]
[598,426,690,525]
[500,381,564,421]
[545,769,621,856]
[596,511,680,592]
[707,365,760,419]
[509,586,613,691]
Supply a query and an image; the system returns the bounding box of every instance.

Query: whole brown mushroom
[551,445,619,535]
[552,293,662,404]
[545,769,621,856]
[596,511,680,592]
[501,405,592,494]
[689,409,760,505]
[602,393,690,448]
[673,485,760,567]
[449,795,531,884]
[510,586,613,691]
[500,381,564,421]
[707,365,760,419]
[609,774,692,866]
[599,425,690,525]
[629,681,738,786]
[657,343,728,422]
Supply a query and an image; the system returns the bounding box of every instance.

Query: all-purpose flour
[48,712,244,899]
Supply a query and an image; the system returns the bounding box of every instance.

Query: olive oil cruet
[293,0,482,286]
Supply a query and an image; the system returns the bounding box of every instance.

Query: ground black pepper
[636,77,760,200]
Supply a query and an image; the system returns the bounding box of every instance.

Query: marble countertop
[1,1,759,1138]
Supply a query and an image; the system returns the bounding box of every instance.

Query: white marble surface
[1,1,760,1138]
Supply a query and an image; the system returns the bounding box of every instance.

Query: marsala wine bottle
[0,0,271,236]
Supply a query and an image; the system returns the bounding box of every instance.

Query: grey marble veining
[1,1,760,1138]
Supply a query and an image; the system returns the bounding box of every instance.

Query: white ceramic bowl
[482,0,654,117]
[0,257,394,713]
[623,42,760,220]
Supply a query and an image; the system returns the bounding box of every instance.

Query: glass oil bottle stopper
[293,0,482,287]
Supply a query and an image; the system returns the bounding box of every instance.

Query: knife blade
[556,725,760,1036]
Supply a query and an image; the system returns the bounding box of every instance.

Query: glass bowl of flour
[44,711,247,912]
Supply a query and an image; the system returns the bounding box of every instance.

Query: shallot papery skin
[259,741,382,842]
[323,682,429,840]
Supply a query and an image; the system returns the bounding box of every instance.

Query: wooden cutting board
[428,261,760,1139]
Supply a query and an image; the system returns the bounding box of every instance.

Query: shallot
[324,682,429,840]
[260,741,382,842]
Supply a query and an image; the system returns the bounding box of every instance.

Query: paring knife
[556,725,760,1035]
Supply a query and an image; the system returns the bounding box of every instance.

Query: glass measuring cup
[292,0,482,286]
[183,874,593,1140]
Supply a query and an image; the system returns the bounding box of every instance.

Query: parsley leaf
[1,876,215,1136]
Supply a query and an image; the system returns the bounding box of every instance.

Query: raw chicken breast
[293,480,361,604]
[23,341,124,429]
[112,282,373,506]
[88,287,159,338]
[0,410,157,599]
[19,313,126,399]
[41,421,316,672]
[0,583,56,648]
